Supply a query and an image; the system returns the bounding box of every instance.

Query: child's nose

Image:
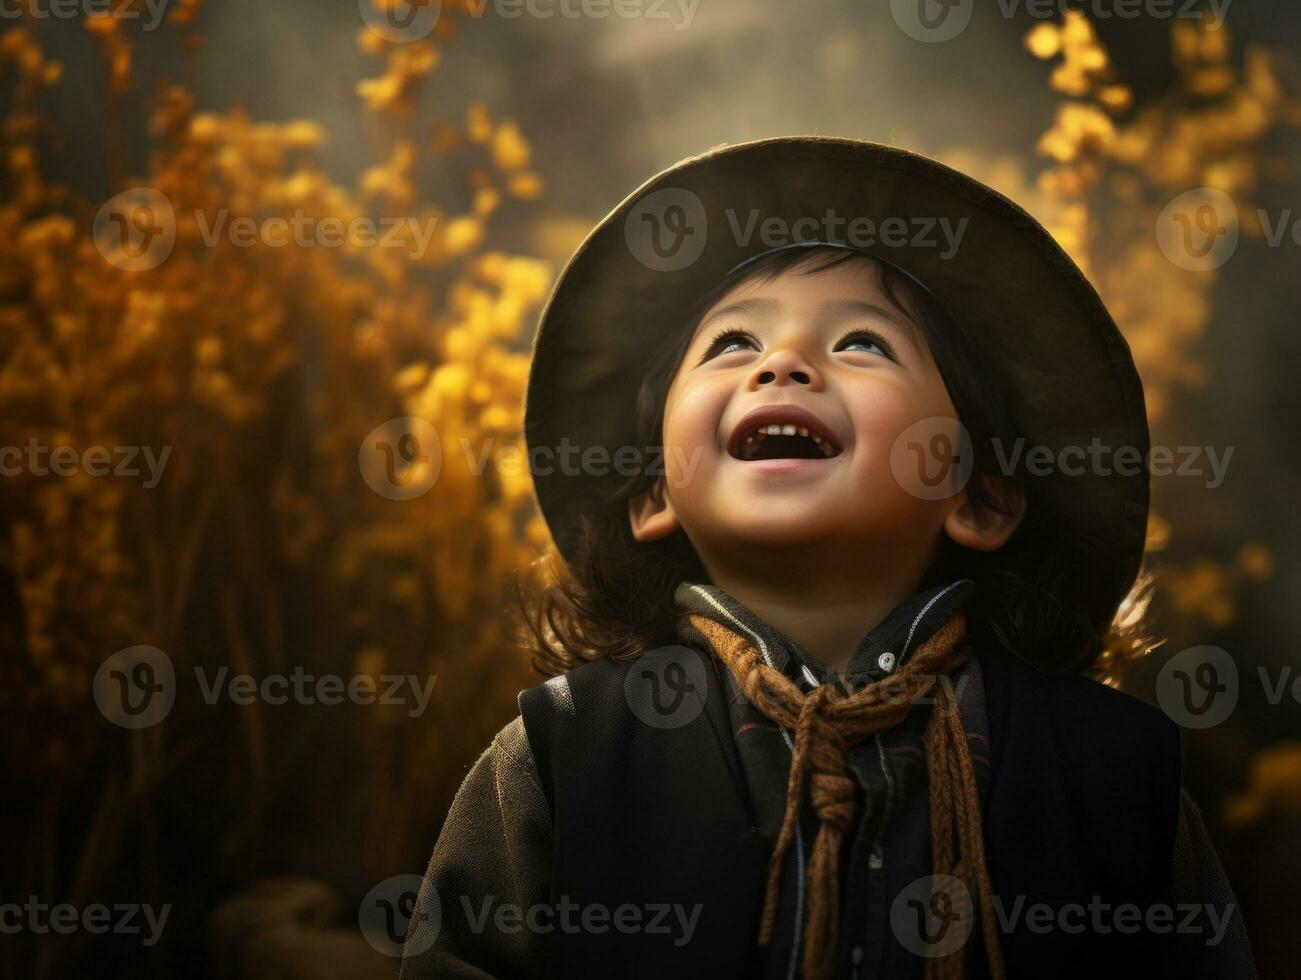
[749,346,824,390]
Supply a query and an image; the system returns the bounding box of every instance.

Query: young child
[400,138,1255,979]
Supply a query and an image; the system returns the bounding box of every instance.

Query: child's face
[630,255,986,577]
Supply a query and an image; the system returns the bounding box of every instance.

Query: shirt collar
[675,578,974,692]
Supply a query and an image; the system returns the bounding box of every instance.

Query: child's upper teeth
[737,420,840,458]
[744,421,838,455]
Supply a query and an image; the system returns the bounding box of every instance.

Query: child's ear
[628,482,681,542]
[943,476,1026,552]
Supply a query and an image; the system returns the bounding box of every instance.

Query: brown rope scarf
[686,611,1006,980]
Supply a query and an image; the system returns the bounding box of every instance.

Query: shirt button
[877,651,896,673]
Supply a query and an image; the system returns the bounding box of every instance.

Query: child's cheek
[846,383,929,459]
[661,380,728,460]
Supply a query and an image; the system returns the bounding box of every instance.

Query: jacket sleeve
[1169,788,1256,979]
[400,715,553,980]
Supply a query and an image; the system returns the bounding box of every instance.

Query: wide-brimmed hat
[524,136,1149,622]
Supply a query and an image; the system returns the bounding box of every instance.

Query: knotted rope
[686,611,1005,980]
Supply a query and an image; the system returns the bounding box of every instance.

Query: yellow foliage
[0,5,551,828]
[1223,742,1301,828]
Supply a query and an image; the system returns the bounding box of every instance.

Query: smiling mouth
[731,423,841,461]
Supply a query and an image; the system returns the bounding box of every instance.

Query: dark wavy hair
[516,246,1144,679]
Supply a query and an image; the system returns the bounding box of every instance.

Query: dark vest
[519,647,1181,979]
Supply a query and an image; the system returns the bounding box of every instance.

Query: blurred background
[1,0,1299,976]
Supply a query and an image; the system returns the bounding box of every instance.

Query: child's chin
[721,512,850,546]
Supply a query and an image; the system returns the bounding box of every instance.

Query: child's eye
[698,329,758,364]
[834,329,895,361]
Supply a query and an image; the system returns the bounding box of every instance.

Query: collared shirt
[675,579,986,980]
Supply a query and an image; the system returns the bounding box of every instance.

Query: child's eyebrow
[696,297,777,332]
[815,297,923,353]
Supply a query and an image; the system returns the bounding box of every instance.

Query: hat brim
[524,136,1149,620]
